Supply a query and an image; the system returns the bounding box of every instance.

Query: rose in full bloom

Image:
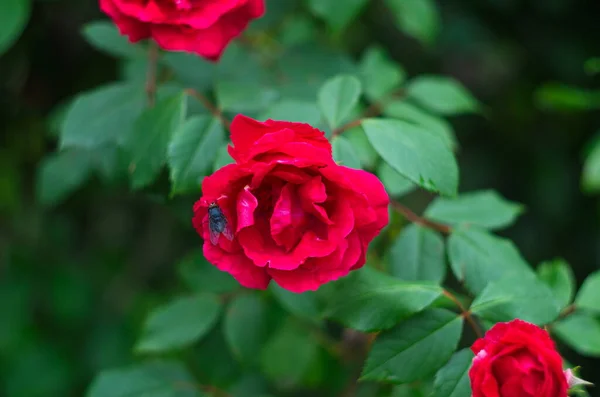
[100,0,265,60]
[192,115,389,293]
[469,319,568,397]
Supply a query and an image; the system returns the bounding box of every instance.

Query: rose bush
[469,319,568,397]
[192,115,389,293]
[100,0,264,60]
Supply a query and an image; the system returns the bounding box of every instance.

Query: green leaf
[406,76,480,115]
[363,118,459,196]
[167,116,224,195]
[447,226,531,294]
[432,349,474,397]
[213,144,235,171]
[383,100,458,150]
[223,294,269,366]
[384,0,440,46]
[216,81,279,114]
[361,309,463,383]
[377,162,417,197]
[535,83,600,111]
[582,136,600,193]
[552,313,600,357]
[193,327,241,387]
[425,190,524,230]
[0,0,31,55]
[575,270,600,314]
[177,250,239,294]
[82,21,144,58]
[269,283,321,322]
[87,361,204,397]
[360,46,405,101]
[390,224,446,283]
[306,0,369,32]
[325,267,442,332]
[537,258,575,310]
[60,83,146,149]
[332,136,362,169]
[36,150,94,207]
[470,271,561,325]
[260,100,322,126]
[163,53,216,92]
[260,319,318,387]
[344,127,378,169]
[318,75,362,130]
[123,93,187,189]
[135,294,221,353]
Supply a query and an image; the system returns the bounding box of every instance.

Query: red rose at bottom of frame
[470,319,568,397]
[192,115,389,293]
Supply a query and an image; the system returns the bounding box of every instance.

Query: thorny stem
[185,88,231,129]
[390,200,452,234]
[443,289,484,338]
[145,41,159,107]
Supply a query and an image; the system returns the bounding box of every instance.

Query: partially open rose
[192,115,389,293]
[100,0,264,60]
[470,319,568,397]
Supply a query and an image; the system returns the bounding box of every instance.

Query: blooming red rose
[192,115,389,293]
[470,319,568,397]
[100,0,264,60]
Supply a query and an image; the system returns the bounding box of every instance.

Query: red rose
[469,319,568,397]
[192,115,389,293]
[99,0,264,60]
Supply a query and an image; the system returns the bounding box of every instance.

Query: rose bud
[469,319,568,397]
[192,115,389,293]
[99,0,265,61]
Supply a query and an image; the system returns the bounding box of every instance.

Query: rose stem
[185,88,231,129]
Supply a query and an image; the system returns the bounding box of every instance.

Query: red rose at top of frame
[469,319,568,397]
[100,0,264,60]
[192,115,389,293]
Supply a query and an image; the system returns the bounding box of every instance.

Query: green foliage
[60,83,146,149]
[432,349,473,397]
[135,294,221,354]
[87,361,203,397]
[167,116,225,195]
[318,75,362,131]
[535,83,600,111]
[223,293,270,366]
[581,135,600,193]
[389,225,446,283]
[7,1,600,396]
[406,76,480,115]
[332,136,362,168]
[307,0,369,32]
[425,190,524,230]
[552,313,600,357]
[361,309,463,383]
[448,227,531,294]
[360,46,405,101]
[124,93,188,189]
[470,271,561,325]
[363,118,459,196]
[82,21,145,58]
[324,267,442,332]
[537,258,576,310]
[0,0,30,55]
[574,271,600,314]
[177,251,240,294]
[384,0,440,46]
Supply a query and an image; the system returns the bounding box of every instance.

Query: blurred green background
[1,0,599,396]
